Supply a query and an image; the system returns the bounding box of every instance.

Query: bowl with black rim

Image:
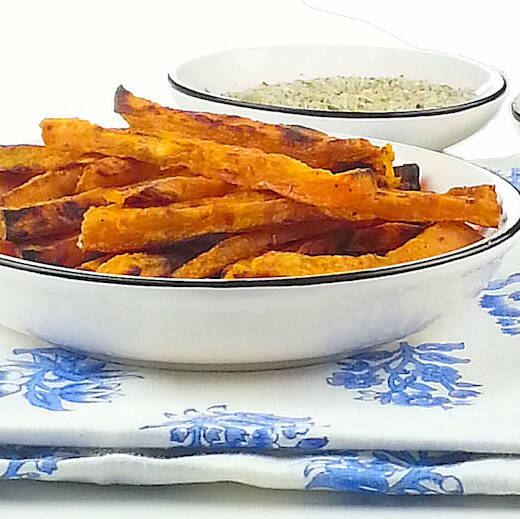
[512,92,520,134]
[0,137,517,370]
[169,44,506,151]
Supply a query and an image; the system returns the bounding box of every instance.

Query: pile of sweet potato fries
[0,87,500,279]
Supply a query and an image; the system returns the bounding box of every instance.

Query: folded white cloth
[0,166,518,495]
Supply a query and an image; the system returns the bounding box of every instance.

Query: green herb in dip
[225,75,475,112]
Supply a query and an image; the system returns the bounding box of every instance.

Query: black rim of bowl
[168,73,507,119]
[512,93,520,122]
[0,171,519,288]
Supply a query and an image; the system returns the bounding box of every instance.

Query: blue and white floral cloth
[0,165,519,495]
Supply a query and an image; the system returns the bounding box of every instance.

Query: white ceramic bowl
[0,140,518,370]
[512,93,520,135]
[169,45,506,151]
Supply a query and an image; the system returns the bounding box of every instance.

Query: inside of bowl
[174,45,504,106]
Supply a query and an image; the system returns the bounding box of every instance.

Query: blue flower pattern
[141,405,329,450]
[496,166,520,191]
[480,273,520,336]
[0,445,79,480]
[0,347,141,411]
[304,451,468,495]
[328,342,480,409]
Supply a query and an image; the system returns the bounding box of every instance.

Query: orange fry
[285,230,352,256]
[0,145,94,175]
[41,119,378,205]
[18,233,98,267]
[0,239,20,258]
[0,170,38,196]
[79,193,326,253]
[96,253,174,277]
[78,255,114,271]
[0,188,108,241]
[225,223,483,278]
[114,86,396,183]
[324,185,500,227]
[345,223,425,255]
[1,165,84,208]
[75,156,184,193]
[172,221,348,279]
[104,175,234,207]
[41,120,499,227]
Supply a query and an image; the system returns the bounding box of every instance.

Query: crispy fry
[0,146,97,197]
[96,253,174,277]
[172,221,348,279]
[224,223,483,278]
[324,185,500,227]
[104,176,235,207]
[78,255,114,271]
[345,223,425,255]
[286,230,352,256]
[114,86,396,184]
[80,193,326,253]
[41,120,499,227]
[75,156,186,193]
[1,165,84,208]
[18,233,99,267]
[0,170,36,196]
[0,145,95,174]
[447,185,498,201]
[0,188,108,241]
[41,118,378,205]
[0,239,20,258]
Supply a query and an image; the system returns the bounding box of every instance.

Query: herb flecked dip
[225,75,475,112]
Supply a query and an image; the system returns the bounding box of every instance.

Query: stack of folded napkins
[1,167,519,496]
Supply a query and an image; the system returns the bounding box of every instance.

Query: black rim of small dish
[0,171,519,288]
[511,93,520,122]
[168,73,507,119]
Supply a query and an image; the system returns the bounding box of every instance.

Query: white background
[1,0,520,515]
[0,0,518,159]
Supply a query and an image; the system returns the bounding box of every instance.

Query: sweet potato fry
[114,86,396,184]
[0,188,108,241]
[104,176,235,207]
[345,223,425,255]
[79,193,327,253]
[95,253,174,277]
[79,235,223,273]
[18,233,99,267]
[0,145,94,174]
[224,223,483,278]
[172,221,348,279]
[41,119,378,206]
[0,146,98,197]
[0,165,84,208]
[78,255,114,271]
[41,120,500,227]
[324,185,500,227]
[447,185,498,201]
[0,170,36,196]
[75,156,185,193]
[0,239,20,258]
[285,230,352,256]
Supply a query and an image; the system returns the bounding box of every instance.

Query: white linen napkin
[0,165,518,495]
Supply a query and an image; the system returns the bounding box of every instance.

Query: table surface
[1,0,519,515]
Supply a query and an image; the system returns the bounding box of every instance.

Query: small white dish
[169,45,506,151]
[512,93,520,135]
[0,139,517,370]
